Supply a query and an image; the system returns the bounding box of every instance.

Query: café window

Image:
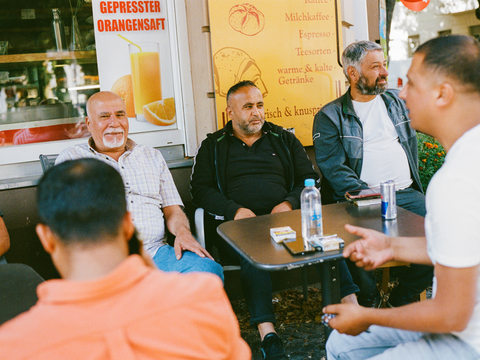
[438,29,452,37]
[470,25,480,41]
[0,0,194,167]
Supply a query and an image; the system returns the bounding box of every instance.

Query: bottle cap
[304,178,315,187]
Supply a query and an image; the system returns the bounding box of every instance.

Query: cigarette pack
[270,226,296,243]
[354,198,381,207]
[308,235,345,252]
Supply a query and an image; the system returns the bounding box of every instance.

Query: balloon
[400,0,430,11]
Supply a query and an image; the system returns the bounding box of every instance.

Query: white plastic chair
[194,208,240,271]
[39,154,58,172]
[194,207,206,248]
[194,208,311,298]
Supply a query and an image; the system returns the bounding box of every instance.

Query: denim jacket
[312,89,422,202]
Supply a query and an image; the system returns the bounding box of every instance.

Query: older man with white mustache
[102,127,124,148]
[55,91,224,280]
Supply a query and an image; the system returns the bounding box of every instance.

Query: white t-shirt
[425,124,480,353]
[353,96,412,190]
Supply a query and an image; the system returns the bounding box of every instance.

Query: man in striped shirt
[56,91,223,280]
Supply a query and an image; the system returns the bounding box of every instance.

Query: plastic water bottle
[301,178,323,240]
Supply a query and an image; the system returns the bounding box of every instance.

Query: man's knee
[327,329,373,360]
[180,252,224,281]
[184,253,225,282]
[153,246,225,281]
[396,189,426,217]
[326,330,343,360]
[203,258,225,282]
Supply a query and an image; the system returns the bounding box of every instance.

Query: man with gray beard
[312,41,433,308]
[56,91,223,280]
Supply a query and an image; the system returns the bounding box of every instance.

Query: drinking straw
[117,34,142,52]
[75,0,82,16]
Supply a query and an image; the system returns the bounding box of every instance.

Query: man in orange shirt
[0,158,250,360]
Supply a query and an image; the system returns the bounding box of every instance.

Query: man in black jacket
[191,81,359,360]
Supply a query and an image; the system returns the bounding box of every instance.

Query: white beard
[103,133,124,148]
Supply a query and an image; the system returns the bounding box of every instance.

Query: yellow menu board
[208,0,346,145]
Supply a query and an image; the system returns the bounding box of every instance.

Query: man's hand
[271,201,293,214]
[322,303,370,336]
[343,224,394,271]
[163,205,214,261]
[234,207,256,220]
[173,228,214,260]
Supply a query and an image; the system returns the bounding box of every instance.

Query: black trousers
[205,213,359,326]
[348,188,434,298]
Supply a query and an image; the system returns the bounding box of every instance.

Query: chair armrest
[39,154,58,173]
[194,207,206,248]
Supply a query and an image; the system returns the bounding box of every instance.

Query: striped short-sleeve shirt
[56,138,183,257]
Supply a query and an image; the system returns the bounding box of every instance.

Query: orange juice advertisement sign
[92,0,177,130]
[208,0,346,145]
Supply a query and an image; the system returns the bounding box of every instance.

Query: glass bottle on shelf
[71,15,84,51]
[52,9,67,51]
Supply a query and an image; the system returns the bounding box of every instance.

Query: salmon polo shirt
[0,255,251,360]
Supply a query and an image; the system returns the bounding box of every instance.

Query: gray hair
[342,41,384,81]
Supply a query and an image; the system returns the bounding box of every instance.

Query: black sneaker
[387,286,421,307]
[261,332,288,360]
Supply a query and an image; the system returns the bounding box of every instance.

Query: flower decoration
[417,133,446,191]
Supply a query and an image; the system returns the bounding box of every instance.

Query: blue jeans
[396,187,427,217]
[389,188,433,294]
[348,188,433,299]
[0,256,6,264]
[152,244,224,282]
[327,325,480,360]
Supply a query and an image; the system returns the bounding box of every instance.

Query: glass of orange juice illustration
[129,42,162,121]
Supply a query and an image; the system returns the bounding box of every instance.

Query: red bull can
[380,180,397,220]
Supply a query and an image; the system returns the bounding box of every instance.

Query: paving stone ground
[231,284,327,359]
[230,273,432,359]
